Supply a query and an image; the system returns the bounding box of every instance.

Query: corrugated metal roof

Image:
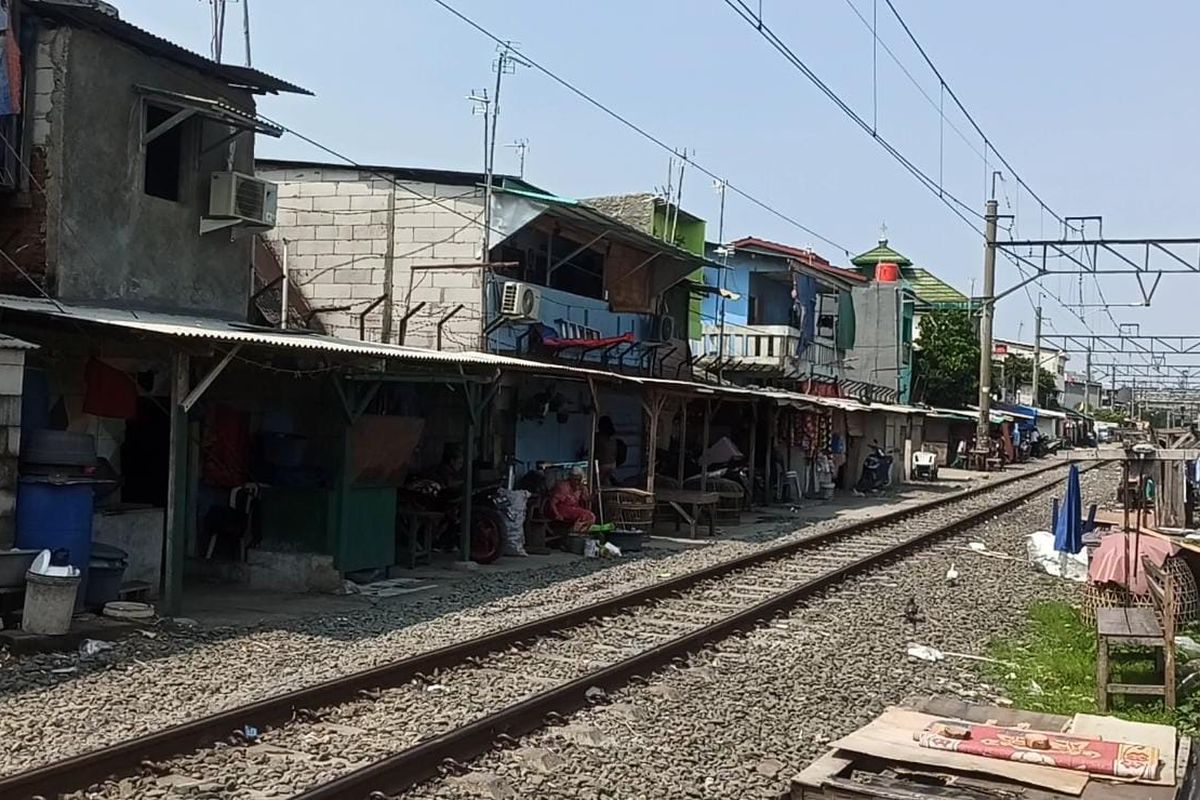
[0,333,38,350]
[135,86,283,138]
[498,187,717,271]
[850,239,913,268]
[902,267,968,306]
[0,295,591,374]
[27,1,310,95]
[729,237,865,284]
[0,295,933,415]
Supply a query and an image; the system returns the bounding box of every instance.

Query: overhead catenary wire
[425,0,851,256]
[876,0,1125,334]
[722,0,1101,338]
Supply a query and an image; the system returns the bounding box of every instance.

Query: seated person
[545,467,596,533]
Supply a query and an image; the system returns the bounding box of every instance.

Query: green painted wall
[651,203,706,339]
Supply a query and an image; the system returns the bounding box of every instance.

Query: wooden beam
[181,344,242,413]
[163,352,190,616]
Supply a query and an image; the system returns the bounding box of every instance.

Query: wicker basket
[601,488,656,532]
[1082,555,1199,626]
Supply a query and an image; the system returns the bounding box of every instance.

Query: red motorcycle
[398,478,509,564]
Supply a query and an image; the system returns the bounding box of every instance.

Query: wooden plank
[1105,683,1166,696]
[1096,608,1135,637]
[829,708,1090,795]
[1124,609,1163,638]
[794,749,855,789]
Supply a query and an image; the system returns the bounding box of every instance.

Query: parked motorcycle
[398,478,510,564]
[856,444,894,493]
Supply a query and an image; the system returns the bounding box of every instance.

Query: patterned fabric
[0,2,20,116]
[917,721,1161,780]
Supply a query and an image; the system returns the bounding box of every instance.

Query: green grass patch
[983,601,1195,729]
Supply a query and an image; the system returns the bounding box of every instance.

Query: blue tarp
[1053,464,1083,554]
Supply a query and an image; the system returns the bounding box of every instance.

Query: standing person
[595,415,624,487]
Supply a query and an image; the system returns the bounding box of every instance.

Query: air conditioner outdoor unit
[208,171,278,227]
[500,281,541,321]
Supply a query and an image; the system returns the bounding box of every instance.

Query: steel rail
[0,459,1081,799]
[295,460,1101,800]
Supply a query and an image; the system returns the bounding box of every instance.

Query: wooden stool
[1096,554,1176,711]
[396,510,440,568]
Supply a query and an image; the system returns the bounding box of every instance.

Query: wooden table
[655,489,719,539]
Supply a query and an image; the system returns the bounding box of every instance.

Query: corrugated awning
[136,86,284,138]
[0,294,934,416]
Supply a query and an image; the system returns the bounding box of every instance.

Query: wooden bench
[655,489,719,539]
[1096,554,1176,711]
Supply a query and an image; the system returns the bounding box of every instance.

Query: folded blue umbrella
[1054,463,1083,554]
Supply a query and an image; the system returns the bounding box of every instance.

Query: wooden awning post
[700,398,713,492]
[764,403,777,504]
[677,397,689,486]
[747,401,758,509]
[642,390,667,495]
[163,351,190,617]
[587,377,603,523]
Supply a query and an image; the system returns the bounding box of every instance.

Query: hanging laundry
[83,358,139,419]
[0,2,21,116]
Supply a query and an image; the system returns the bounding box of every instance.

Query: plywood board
[830,708,1090,795]
[1069,713,1176,787]
[793,750,855,789]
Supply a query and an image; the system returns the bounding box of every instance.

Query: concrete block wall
[257,166,486,350]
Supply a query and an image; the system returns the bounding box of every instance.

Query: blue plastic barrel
[15,478,95,574]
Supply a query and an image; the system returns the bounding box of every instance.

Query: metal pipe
[436,304,465,351]
[279,238,289,330]
[358,295,387,341]
[397,301,425,346]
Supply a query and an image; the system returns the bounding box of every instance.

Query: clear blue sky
[120,0,1200,359]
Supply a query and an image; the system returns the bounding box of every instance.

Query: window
[143,105,184,201]
[747,296,759,325]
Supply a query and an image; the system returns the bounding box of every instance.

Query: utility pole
[1085,347,1093,412]
[1031,304,1043,408]
[242,0,252,66]
[974,199,999,464]
[504,139,529,178]
[715,179,729,382]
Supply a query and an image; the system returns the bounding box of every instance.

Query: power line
[877,0,1125,334]
[721,0,984,224]
[722,0,1099,336]
[426,0,851,256]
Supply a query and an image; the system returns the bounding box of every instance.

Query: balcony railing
[698,324,841,379]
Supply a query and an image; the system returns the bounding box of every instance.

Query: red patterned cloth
[917,721,1161,780]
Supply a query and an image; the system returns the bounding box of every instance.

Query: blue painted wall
[512,382,646,484]
[486,278,661,369]
[701,244,793,329]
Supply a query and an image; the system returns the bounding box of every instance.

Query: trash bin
[22,569,80,635]
[85,543,128,609]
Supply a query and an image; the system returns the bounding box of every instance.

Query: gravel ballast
[393,464,1112,800]
[0,461,1075,783]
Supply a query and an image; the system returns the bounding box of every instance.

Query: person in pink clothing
[546,467,596,533]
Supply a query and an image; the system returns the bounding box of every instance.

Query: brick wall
[257,167,486,350]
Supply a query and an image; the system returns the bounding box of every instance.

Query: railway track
[4,459,1092,800]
